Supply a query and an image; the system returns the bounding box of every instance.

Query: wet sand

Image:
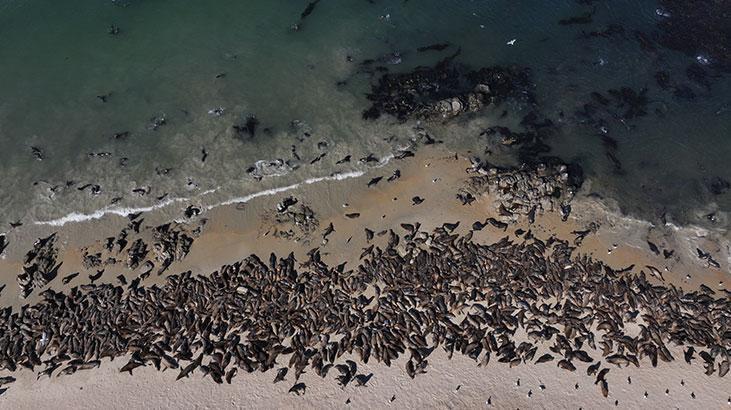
[0,146,729,408]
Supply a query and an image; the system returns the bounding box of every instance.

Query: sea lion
[288,382,306,395]
[61,272,80,285]
[387,169,401,182]
[273,367,288,383]
[88,269,104,284]
[416,43,450,53]
[233,115,259,139]
[31,146,44,161]
[300,0,320,20]
[367,176,383,187]
[0,234,7,255]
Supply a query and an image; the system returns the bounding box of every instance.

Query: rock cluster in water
[362,60,534,122]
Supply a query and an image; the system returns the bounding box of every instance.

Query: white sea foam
[209,170,365,209]
[33,146,397,228]
[34,170,367,227]
[35,189,218,227]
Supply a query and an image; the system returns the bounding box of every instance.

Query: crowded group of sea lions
[0,155,729,404]
[0,205,728,402]
[0,1,729,404]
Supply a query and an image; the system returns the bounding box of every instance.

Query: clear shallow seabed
[0,0,729,234]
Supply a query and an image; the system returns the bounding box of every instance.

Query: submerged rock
[362,60,534,122]
[656,0,731,70]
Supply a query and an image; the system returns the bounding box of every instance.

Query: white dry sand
[2,348,729,409]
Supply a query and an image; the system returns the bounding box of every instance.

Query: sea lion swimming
[147,114,166,131]
[112,131,129,141]
[299,0,321,20]
[233,115,259,139]
[359,153,378,163]
[96,92,112,103]
[416,43,450,53]
[31,146,44,161]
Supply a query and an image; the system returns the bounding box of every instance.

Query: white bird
[506,38,516,46]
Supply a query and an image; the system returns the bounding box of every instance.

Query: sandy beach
[0,146,729,409]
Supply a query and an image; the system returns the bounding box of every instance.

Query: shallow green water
[0,0,729,232]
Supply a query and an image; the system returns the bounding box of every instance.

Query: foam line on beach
[33,150,396,228]
[34,170,366,227]
[209,170,366,209]
[34,190,218,227]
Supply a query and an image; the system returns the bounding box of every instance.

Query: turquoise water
[0,0,729,231]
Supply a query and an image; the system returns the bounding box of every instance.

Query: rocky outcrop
[462,161,579,223]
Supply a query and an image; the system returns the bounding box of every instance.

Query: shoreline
[0,145,729,408]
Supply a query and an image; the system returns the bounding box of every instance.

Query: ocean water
[0,0,729,233]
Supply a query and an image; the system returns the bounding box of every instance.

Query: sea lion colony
[0,203,728,399]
